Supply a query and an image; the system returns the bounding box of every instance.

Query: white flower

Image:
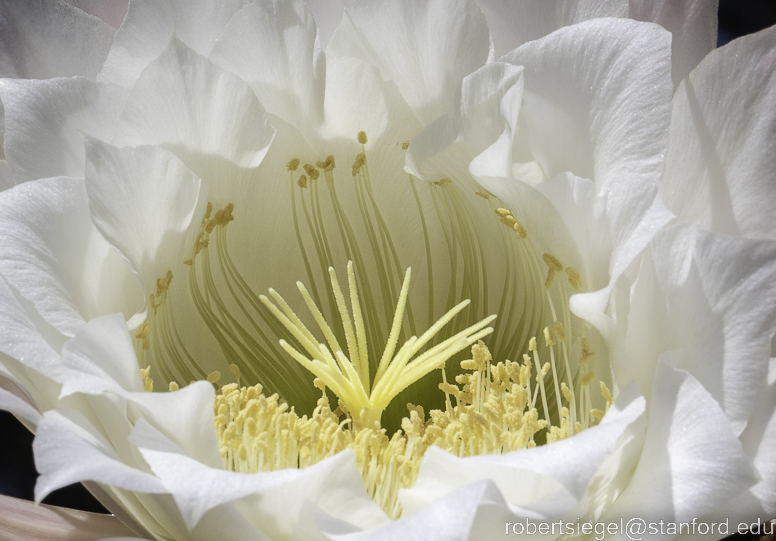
[0,1,775,540]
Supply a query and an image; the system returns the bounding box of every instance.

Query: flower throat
[136,132,610,517]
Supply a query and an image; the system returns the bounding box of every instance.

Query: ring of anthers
[136,131,611,519]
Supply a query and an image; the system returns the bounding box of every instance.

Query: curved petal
[303,0,345,50]
[116,37,276,178]
[0,385,42,426]
[0,272,63,384]
[0,177,139,337]
[629,0,718,87]
[318,55,421,146]
[64,0,128,29]
[98,0,250,88]
[662,26,776,240]
[498,18,673,302]
[0,0,114,80]
[601,363,759,531]
[59,314,222,468]
[84,140,205,299]
[624,224,776,434]
[406,61,524,181]
[679,359,776,537]
[475,0,628,59]
[0,495,136,541]
[210,0,326,131]
[0,160,10,191]
[131,420,387,535]
[332,0,491,125]
[0,78,126,184]
[323,481,500,541]
[33,409,168,502]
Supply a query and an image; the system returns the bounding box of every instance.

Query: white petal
[58,314,223,468]
[0,271,63,384]
[0,78,126,183]
[537,173,672,319]
[210,0,325,131]
[98,0,250,88]
[406,62,524,181]
[0,385,41,426]
[84,140,204,297]
[601,363,758,534]
[0,177,139,337]
[64,0,128,29]
[502,17,672,199]
[323,481,501,541]
[403,384,645,516]
[33,409,168,502]
[318,55,421,146]
[0,494,136,541]
[629,0,718,87]
[498,18,674,302]
[624,224,776,434]
[131,419,387,535]
[677,360,776,537]
[475,0,628,58]
[117,37,276,176]
[662,26,776,239]
[0,160,10,191]
[60,314,145,394]
[303,0,345,50]
[333,0,491,125]
[0,0,114,79]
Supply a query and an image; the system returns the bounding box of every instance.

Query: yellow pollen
[553,321,565,342]
[214,341,567,519]
[542,253,563,272]
[316,155,336,172]
[565,266,581,289]
[207,371,221,384]
[401,141,410,150]
[351,153,366,176]
[543,326,556,346]
[357,131,368,145]
[141,365,154,392]
[286,158,300,171]
[303,164,320,180]
[581,371,596,386]
[229,364,240,382]
[297,174,308,188]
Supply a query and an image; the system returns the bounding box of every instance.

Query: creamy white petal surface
[0,0,115,80]
[0,1,774,540]
[663,26,776,240]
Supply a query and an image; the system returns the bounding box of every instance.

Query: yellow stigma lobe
[261,261,496,426]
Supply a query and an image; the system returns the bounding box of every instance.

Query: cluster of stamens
[135,131,612,519]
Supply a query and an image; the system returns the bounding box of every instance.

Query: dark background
[1,0,775,533]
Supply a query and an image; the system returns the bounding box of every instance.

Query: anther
[543,326,556,346]
[358,131,368,145]
[553,321,565,342]
[207,371,221,384]
[543,253,563,272]
[298,174,308,188]
[303,164,320,180]
[581,372,595,386]
[565,267,581,290]
[287,158,300,171]
[229,364,241,382]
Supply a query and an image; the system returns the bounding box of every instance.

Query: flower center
[135,132,611,518]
